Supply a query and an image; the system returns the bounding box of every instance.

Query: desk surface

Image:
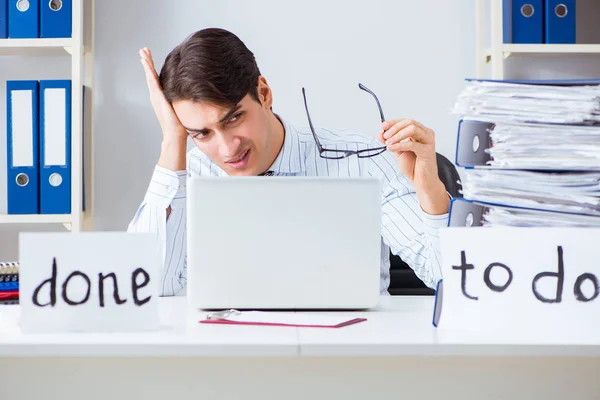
[1,296,599,357]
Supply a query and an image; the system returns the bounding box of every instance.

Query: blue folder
[503,0,544,43]
[40,0,72,38]
[39,80,72,214]
[454,120,494,169]
[8,0,39,38]
[545,0,575,44]
[0,0,7,38]
[6,80,40,214]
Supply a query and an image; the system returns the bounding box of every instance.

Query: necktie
[259,171,274,176]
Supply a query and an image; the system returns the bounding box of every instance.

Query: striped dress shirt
[127,118,449,296]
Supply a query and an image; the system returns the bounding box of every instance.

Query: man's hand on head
[139,47,187,172]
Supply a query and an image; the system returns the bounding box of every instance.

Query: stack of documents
[461,169,600,227]
[461,170,600,216]
[450,79,600,228]
[454,79,600,124]
[481,205,600,228]
[486,121,600,169]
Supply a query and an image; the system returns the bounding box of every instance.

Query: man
[128,28,450,296]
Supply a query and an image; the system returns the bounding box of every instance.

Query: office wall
[1,0,600,259]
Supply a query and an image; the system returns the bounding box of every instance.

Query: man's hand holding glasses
[302,83,449,216]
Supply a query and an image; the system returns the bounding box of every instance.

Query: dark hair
[159,28,262,107]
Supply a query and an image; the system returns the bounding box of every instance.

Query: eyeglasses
[302,83,387,159]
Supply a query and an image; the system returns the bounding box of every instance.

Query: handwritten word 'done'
[32,258,153,308]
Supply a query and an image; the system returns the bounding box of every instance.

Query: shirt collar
[267,115,304,174]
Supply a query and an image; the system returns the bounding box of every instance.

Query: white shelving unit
[476,0,600,79]
[0,0,94,232]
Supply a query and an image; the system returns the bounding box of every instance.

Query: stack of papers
[452,79,600,227]
[453,80,600,124]
[481,205,600,228]
[485,122,600,169]
[461,169,600,216]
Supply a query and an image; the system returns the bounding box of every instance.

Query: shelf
[502,44,600,55]
[0,1,93,234]
[477,0,600,78]
[0,214,73,225]
[0,38,75,56]
[483,44,600,65]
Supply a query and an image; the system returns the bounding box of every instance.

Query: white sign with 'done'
[19,232,161,333]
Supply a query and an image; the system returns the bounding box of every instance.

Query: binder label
[10,90,34,167]
[18,232,161,333]
[436,227,600,332]
[43,88,67,166]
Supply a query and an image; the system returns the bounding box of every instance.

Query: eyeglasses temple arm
[358,83,385,123]
[301,87,323,152]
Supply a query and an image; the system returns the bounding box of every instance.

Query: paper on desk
[199,310,367,328]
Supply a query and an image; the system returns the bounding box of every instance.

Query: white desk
[1,296,599,400]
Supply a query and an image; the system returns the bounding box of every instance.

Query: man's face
[172,81,275,176]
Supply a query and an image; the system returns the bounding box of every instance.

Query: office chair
[387,152,462,296]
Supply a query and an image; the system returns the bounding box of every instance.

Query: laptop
[186,176,382,310]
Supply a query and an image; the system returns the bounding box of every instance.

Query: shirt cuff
[418,207,449,238]
[143,165,187,209]
[419,192,451,235]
